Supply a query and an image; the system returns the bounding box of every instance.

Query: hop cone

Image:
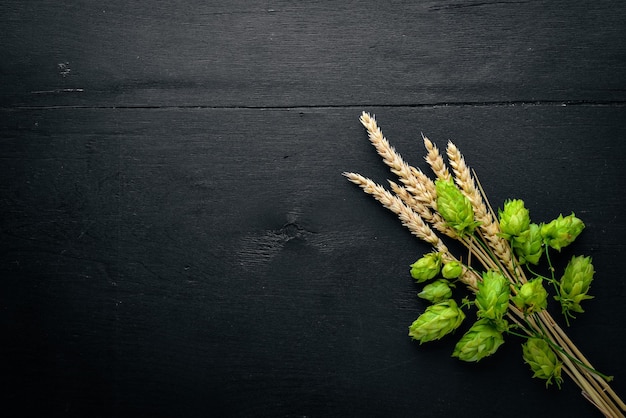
[408,299,465,344]
[452,318,505,362]
[512,277,548,315]
[499,199,530,239]
[435,179,479,236]
[442,261,463,279]
[512,223,543,265]
[540,213,585,251]
[410,252,442,283]
[522,338,563,388]
[475,270,510,321]
[555,255,594,318]
[418,279,453,303]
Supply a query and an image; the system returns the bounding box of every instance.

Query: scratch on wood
[430,1,530,11]
[31,88,85,94]
[58,62,71,77]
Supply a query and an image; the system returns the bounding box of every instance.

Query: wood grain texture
[1,0,626,107]
[1,0,626,417]
[2,105,626,417]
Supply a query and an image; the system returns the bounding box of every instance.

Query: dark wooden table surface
[2,1,626,417]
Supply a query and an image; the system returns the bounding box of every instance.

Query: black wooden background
[2,1,626,417]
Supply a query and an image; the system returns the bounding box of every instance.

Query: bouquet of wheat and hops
[344,112,626,417]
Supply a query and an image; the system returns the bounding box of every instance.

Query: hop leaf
[522,338,563,388]
[452,318,505,362]
[540,213,585,251]
[475,270,510,321]
[408,299,466,344]
[512,277,548,315]
[555,255,594,320]
[441,261,463,279]
[512,223,543,265]
[498,199,530,239]
[435,179,480,236]
[410,252,442,283]
[418,279,454,303]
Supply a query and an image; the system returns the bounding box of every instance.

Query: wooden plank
[1,105,625,416]
[2,1,626,108]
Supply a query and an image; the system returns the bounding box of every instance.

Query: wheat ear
[359,112,434,205]
[343,172,448,252]
[409,166,438,207]
[388,180,457,239]
[423,135,451,181]
[445,141,515,272]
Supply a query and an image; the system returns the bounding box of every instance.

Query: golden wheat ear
[422,134,451,181]
[445,141,514,272]
[360,112,436,204]
[343,171,447,252]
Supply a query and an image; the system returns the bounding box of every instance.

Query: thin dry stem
[537,312,622,417]
[461,235,499,273]
[539,310,626,415]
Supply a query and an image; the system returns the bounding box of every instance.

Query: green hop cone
[540,213,585,251]
[512,223,543,265]
[498,199,530,239]
[418,279,454,303]
[408,299,465,344]
[475,270,510,321]
[522,337,563,388]
[410,252,442,283]
[555,255,594,320]
[452,318,505,362]
[512,277,548,315]
[441,261,463,279]
[435,179,480,236]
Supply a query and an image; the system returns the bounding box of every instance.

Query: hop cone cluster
[556,255,594,320]
[442,261,463,279]
[475,271,510,325]
[498,200,542,265]
[540,213,585,251]
[497,202,592,322]
[512,223,543,265]
[410,252,442,283]
[418,279,453,303]
[408,299,465,344]
[435,179,480,236]
[522,338,563,388]
[452,319,505,362]
[499,199,530,239]
[512,278,548,315]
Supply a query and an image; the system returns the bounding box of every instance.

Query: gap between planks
[3,99,626,111]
